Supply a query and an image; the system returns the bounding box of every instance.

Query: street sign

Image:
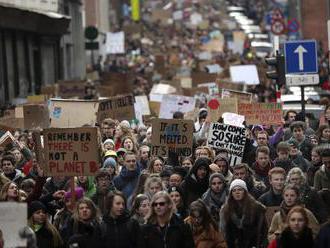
[286,74,319,86]
[271,19,285,35]
[284,40,318,74]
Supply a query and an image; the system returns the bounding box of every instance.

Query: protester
[147,157,164,174]
[220,179,267,248]
[143,176,164,200]
[314,148,330,191]
[168,186,187,220]
[130,194,150,225]
[185,200,227,248]
[139,191,194,248]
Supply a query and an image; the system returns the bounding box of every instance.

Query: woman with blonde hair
[268,206,314,248]
[143,176,164,200]
[121,136,138,154]
[114,122,134,150]
[28,201,63,248]
[60,197,103,248]
[0,181,24,202]
[139,191,194,248]
[147,157,164,174]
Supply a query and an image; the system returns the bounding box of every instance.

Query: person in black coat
[139,191,194,248]
[101,191,140,248]
[315,220,330,248]
[60,198,103,248]
[180,157,211,207]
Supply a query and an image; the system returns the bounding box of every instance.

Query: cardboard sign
[198,82,219,96]
[0,117,24,131]
[151,9,172,24]
[207,98,238,123]
[49,99,99,128]
[0,202,27,247]
[221,89,252,103]
[230,65,260,85]
[207,123,246,166]
[43,127,99,176]
[180,77,193,88]
[58,80,85,98]
[191,72,217,86]
[151,119,194,157]
[159,95,195,119]
[102,72,133,95]
[182,87,209,97]
[27,94,48,103]
[41,84,58,97]
[238,103,283,125]
[0,131,15,148]
[217,80,245,91]
[98,95,135,122]
[106,31,125,54]
[86,71,100,81]
[23,104,50,130]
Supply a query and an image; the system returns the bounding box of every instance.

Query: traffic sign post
[284,40,319,120]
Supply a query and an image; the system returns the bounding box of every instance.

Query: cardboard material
[27,94,48,103]
[0,117,24,131]
[102,72,133,95]
[207,123,246,166]
[41,84,58,97]
[221,89,253,103]
[230,65,260,85]
[191,72,218,86]
[151,118,194,157]
[198,82,219,96]
[0,202,27,248]
[151,9,172,24]
[217,80,245,91]
[238,103,283,125]
[23,104,50,130]
[180,77,193,88]
[182,87,209,97]
[159,95,195,119]
[207,98,238,123]
[86,71,100,81]
[43,127,100,176]
[0,131,15,148]
[49,99,99,128]
[98,95,135,122]
[149,101,161,117]
[58,80,86,98]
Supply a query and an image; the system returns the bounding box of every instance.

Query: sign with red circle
[271,19,286,35]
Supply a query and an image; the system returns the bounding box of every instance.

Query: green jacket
[314,165,330,191]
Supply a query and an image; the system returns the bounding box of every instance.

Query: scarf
[254,162,271,177]
[278,227,314,248]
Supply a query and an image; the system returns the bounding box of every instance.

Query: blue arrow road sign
[284,40,318,74]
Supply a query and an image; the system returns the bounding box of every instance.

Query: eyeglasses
[152,201,166,207]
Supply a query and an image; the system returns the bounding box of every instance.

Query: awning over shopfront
[0,3,71,35]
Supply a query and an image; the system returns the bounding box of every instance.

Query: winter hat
[64,187,84,201]
[209,173,225,186]
[229,179,247,192]
[116,148,127,155]
[28,201,47,218]
[198,108,208,119]
[103,157,117,169]
[194,157,211,170]
[104,150,117,158]
[167,186,183,196]
[103,139,114,146]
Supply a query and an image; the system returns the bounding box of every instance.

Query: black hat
[167,186,183,196]
[28,201,47,218]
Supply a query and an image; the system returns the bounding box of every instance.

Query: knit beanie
[229,179,247,192]
[103,157,117,169]
[103,139,114,146]
[209,173,225,186]
[167,186,183,196]
[28,201,47,218]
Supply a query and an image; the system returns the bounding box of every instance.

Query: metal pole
[301,86,305,121]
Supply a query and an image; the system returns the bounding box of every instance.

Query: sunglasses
[152,201,166,207]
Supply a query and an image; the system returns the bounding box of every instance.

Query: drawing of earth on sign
[165,125,180,148]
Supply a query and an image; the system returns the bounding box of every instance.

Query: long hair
[147,157,164,174]
[131,194,149,217]
[0,182,23,202]
[189,200,218,232]
[121,136,138,154]
[286,206,309,229]
[221,188,258,224]
[28,214,63,247]
[143,176,164,199]
[146,191,176,225]
[316,124,330,141]
[129,172,150,205]
[105,191,127,216]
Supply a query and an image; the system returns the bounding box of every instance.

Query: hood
[188,157,211,178]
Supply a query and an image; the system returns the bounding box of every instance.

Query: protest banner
[43,127,99,176]
[102,72,133,95]
[182,87,208,97]
[238,103,283,125]
[98,95,135,122]
[207,123,246,166]
[49,99,99,128]
[217,80,245,91]
[57,80,86,98]
[27,94,48,103]
[159,95,195,119]
[0,117,24,131]
[40,84,58,97]
[0,202,27,248]
[191,72,217,86]
[131,0,140,21]
[106,31,125,54]
[221,89,252,103]
[151,119,194,157]
[230,65,260,85]
[23,104,50,130]
[207,98,238,123]
[223,113,245,127]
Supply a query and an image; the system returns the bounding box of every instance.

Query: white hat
[103,139,114,145]
[229,179,247,192]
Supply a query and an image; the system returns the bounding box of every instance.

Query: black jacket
[101,212,140,248]
[139,215,195,248]
[315,221,330,248]
[273,227,314,248]
[60,217,103,248]
[258,189,283,207]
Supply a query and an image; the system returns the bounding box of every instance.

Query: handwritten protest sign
[221,89,252,103]
[43,127,99,176]
[151,119,194,157]
[106,31,125,54]
[0,131,15,148]
[0,202,27,248]
[207,123,246,166]
[102,72,133,95]
[27,94,48,103]
[98,95,135,122]
[238,103,282,125]
[23,104,50,130]
[159,95,195,119]
[49,99,99,128]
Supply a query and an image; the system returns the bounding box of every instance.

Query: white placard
[106,31,125,54]
[0,202,27,248]
[159,95,196,119]
[173,10,183,20]
[207,123,246,166]
[230,65,260,85]
[223,112,245,127]
[134,95,151,115]
[205,64,223,74]
[190,12,203,25]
